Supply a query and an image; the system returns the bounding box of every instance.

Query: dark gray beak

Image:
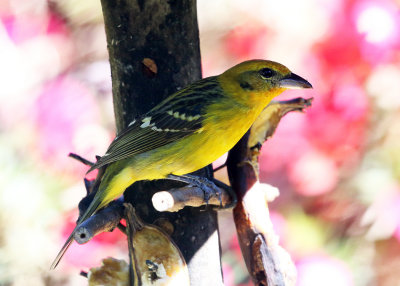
[279,73,312,89]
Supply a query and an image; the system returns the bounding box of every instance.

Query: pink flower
[223,24,269,61]
[35,76,100,173]
[288,150,338,196]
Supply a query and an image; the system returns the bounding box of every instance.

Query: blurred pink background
[1,0,400,285]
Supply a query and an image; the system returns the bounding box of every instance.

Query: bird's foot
[167,174,223,205]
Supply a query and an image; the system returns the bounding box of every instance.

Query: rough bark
[227,98,313,285]
[99,0,223,285]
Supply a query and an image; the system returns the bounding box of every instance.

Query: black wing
[87,77,223,172]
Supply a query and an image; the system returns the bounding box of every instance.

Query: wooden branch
[227,97,313,285]
[74,198,125,244]
[249,98,313,155]
[152,183,233,212]
[68,152,94,167]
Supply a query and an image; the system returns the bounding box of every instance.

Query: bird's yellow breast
[102,74,280,202]
[127,97,266,179]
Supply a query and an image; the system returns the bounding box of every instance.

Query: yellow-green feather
[52,59,303,268]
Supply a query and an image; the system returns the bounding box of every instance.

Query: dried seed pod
[88,257,129,286]
[125,203,190,286]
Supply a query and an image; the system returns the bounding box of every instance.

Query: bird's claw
[167,174,223,206]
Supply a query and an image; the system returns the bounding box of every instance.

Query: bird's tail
[50,196,102,269]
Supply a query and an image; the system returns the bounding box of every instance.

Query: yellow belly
[101,103,265,204]
[132,107,257,178]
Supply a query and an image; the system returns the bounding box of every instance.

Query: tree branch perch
[227,97,313,285]
[74,198,125,244]
[152,181,234,212]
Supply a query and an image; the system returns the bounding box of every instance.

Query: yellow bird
[51,59,312,268]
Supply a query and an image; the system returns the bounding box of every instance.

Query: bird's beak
[279,73,312,89]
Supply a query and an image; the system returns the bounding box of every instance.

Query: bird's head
[218,60,312,107]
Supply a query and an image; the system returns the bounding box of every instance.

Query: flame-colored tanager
[52,59,312,268]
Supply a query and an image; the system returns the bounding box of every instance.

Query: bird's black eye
[259,68,275,79]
